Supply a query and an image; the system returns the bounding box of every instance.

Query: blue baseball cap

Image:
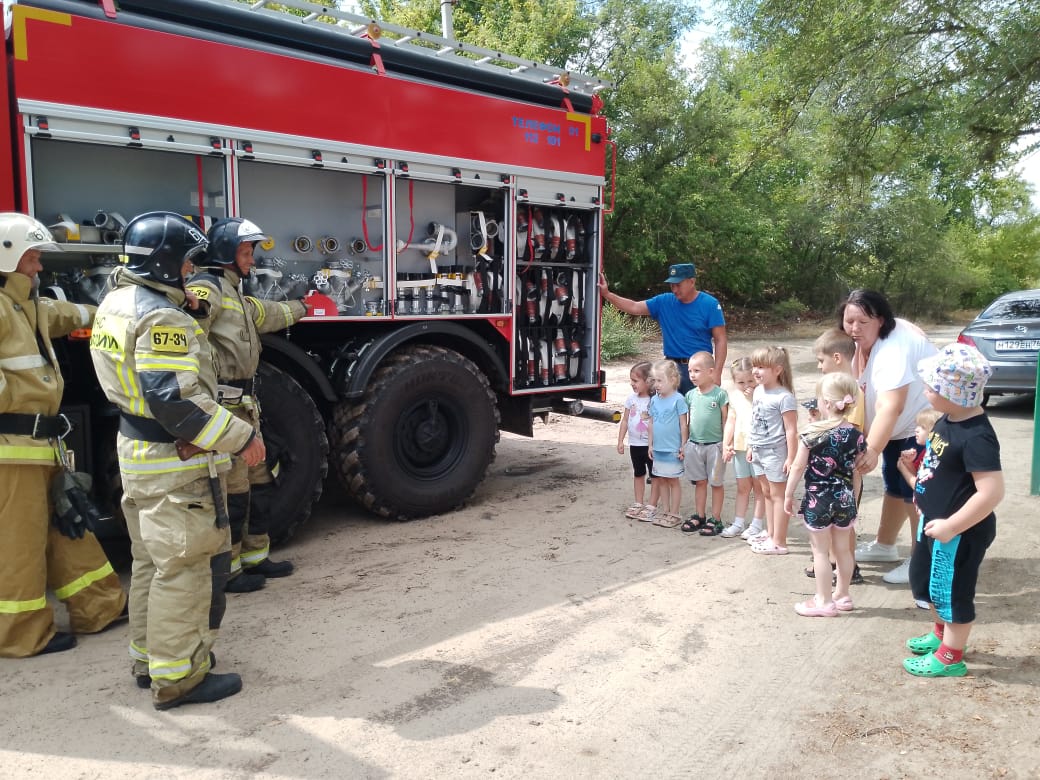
[663,263,696,284]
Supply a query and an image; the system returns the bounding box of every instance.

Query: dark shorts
[629,445,651,478]
[881,436,921,501]
[800,483,857,531]
[909,513,996,624]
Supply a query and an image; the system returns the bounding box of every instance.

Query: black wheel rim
[393,395,468,480]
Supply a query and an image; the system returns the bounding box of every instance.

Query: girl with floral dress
[784,373,867,616]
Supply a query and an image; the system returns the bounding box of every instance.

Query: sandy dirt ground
[3,325,1039,779]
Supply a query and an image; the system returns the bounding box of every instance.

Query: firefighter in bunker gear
[187,218,306,592]
[90,212,264,709]
[0,213,127,658]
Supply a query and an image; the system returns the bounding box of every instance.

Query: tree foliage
[350,0,1040,316]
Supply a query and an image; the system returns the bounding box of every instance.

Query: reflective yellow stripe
[149,657,192,681]
[0,445,58,462]
[220,395,256,410]
[53,561,116,601]
[229,555,242,574]
[118,355,146,416]
[193,406,232,450]
[129,641,149,661]
[0,594,48,614]
[136,360,199,373]
[240,546,269,566]
[221,297,245,314]
[119,452,230,475]
[137,353,199,373]
[251,298,266,328]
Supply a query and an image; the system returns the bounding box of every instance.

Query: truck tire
[257,362,329,543]
[331,344,499,519]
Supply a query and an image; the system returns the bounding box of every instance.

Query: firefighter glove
[50,469,101,539]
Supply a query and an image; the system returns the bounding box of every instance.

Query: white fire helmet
[0,213,61,272]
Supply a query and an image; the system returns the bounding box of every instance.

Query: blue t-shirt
[649,392,689,455]
[645,291,725,359]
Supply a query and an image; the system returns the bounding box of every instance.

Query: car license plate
[995,339,1040,351]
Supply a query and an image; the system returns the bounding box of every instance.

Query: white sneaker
[882,559,911,584]
[855,540,900,562]
[915,599,931,610]
[740,524,762,540]
[720,521,745,538]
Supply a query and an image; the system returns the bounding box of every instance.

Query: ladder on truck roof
[235,0,611,96]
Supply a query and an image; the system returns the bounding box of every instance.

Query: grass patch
[600,304,658,361]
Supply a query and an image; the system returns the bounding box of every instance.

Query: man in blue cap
[598,263,727,393]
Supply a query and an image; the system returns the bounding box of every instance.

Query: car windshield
[981,297,1040,320]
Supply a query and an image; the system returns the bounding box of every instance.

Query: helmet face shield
[236,219,267,245]
[23,229,60,254]
[183,224,208,261]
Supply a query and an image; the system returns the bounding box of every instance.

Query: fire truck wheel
[257,361,329,544]
[331,344,500,519]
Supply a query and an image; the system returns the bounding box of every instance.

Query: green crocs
[905,632,942,655]
[902,652,967,678]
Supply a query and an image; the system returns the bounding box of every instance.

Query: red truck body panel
[12,8,606,178]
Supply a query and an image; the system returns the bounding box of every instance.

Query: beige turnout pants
[0,463,126,657]
[225,401,275,572]
[122,475,231,706]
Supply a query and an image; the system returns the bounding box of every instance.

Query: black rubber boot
[224,571,266,593]
[40,631,77,655]
[246,557,294,578]
[138,651,216,689]
[153,672,242,710]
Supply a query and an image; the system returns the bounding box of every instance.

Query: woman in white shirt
[839,289,937,584]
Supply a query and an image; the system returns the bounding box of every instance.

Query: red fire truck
[4,0,612,541]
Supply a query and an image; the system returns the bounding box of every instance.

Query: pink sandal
[832,595,854,612]
[751,540,789,555]
[794,596,838,617]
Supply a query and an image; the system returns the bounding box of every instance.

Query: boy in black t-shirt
[903,344,1004,678]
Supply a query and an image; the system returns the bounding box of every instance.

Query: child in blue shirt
[642,359,688,528]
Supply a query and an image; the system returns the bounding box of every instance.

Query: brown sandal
[653,512,683,528]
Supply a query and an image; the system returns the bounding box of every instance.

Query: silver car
[957,289,1040,402]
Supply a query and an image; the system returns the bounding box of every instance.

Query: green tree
[728,0,1040,172]
[302,0,1040,314]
